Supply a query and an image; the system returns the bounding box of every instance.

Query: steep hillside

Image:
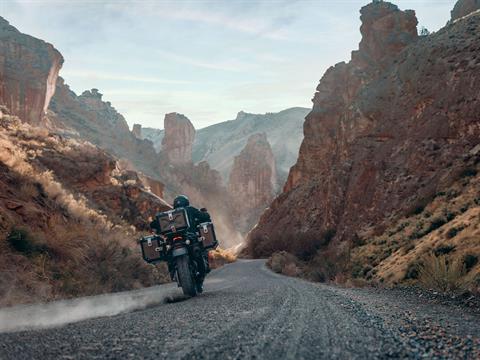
[0,109,170,306]
[49,79,159,179]
[247,1,480,291]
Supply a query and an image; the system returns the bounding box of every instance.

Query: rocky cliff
[0,17,63,126]
[451,0,480,20]
[248,0,480,275]
[49,78,159,178]
[161,113,195,165]
[228,133,276,232]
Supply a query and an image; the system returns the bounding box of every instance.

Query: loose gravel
[0,260,478,359]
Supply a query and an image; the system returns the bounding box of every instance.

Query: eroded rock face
[228,133,276,232]
[0,17,63,125]
[49,78,159,178]
[249,2,480,254]
[353,2,417,70]
[451,0,480,20]
[161,113,195,165]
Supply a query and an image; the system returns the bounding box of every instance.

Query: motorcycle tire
[176,255,197,297]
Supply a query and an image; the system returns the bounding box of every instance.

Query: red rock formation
[248,1,480,256]
[352,2,417,70]
[28,130,170,230]
[161,113,195,165]
[228,133,276,232]
[0,17,63,126]
[451,0,480,20]
[49,79,159,178]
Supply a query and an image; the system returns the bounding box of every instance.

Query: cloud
[155,49,256,72]
[62,70,192,85]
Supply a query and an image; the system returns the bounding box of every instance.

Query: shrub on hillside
[305,242,351,283]
[418,253,469,293]
[247,228,336,260]
[7,227,49,256]
[267,251,300,277]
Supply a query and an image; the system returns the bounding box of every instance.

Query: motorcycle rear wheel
[176,255,197,297]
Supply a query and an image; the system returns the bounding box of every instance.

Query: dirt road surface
[0,260,479,359]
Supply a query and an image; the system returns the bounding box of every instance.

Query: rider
[151,195,211,292]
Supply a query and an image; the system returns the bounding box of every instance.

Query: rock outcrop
[352,1,417,70]
[161,113,195,165]
[451,0,480,20]
[132,124,142,139]
[228,133,276,232]
[0,17,63,126]
[248,1,480,258]
[49,78,159,178]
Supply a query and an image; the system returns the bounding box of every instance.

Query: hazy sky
[2,0,456,129]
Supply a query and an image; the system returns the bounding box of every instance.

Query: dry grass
[350,159,480,292]
[418,253,470,293]
[0,115,170,306]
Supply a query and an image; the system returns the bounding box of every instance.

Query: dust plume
[0,284,177,333]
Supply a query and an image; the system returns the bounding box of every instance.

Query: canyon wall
[0,17,63,126]
[248,1,480,257]
[228,133,276,232]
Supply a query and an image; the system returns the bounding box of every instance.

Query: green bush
[446,225,465,239]
[463,254,478,272]
[6,228,49,256]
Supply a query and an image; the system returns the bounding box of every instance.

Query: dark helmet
[173,195,190,208]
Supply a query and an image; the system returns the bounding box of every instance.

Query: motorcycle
[140,207,217,297]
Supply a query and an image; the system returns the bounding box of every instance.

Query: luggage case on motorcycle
[197,222,218,250]
[156,208,190,235]
[140,235,167,263]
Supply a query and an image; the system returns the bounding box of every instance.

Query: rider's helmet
[173,195,190,208]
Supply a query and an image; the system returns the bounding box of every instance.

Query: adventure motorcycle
[140,207,217,296]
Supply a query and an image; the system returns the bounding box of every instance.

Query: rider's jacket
[184,206,211,233]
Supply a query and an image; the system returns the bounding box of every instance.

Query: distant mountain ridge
[141,107,310,187]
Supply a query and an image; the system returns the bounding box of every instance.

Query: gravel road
[0,259,479,359]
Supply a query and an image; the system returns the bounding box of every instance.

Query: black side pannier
[197,222,218,250]
[140,235,167,263]
[156,208,190,235]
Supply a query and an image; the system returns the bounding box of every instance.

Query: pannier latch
[202,224,208,233]
[147,238,152,246]
[155,247,161,252]
[168,211,174,221]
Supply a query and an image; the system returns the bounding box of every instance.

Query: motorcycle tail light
[173,236,183,242]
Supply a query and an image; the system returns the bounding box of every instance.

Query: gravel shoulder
[0,260,479,359]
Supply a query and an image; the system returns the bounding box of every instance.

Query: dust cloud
[0,283,177,333]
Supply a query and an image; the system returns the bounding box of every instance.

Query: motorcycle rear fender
[172,247,188,257]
